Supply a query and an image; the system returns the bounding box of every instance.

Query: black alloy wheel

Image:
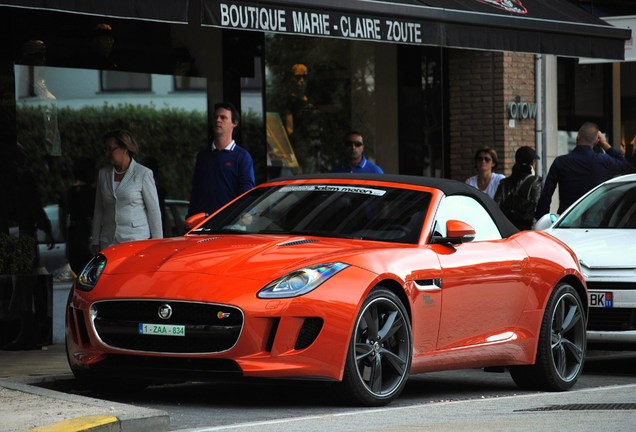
[510,282,586,391]
[341,288,412,406]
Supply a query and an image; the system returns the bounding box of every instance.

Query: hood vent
[277,239,319,247]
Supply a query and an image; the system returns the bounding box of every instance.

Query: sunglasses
[344,140,363,148]
[475,156,492,162]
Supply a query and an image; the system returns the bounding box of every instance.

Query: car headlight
[258,262,349,299]
[77,254,107,291]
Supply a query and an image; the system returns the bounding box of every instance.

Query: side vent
[265,318,280,352]
[295,317,323,350]
[75,309,90,345]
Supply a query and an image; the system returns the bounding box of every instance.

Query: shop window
[263,34,445,178]
[15,65,37,98]
[100,71,151,92]
[557,58,611,132]
[173,76,207,91]
[241,57,264,90]
[264,34,382,176]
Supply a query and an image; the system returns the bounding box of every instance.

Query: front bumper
[66,266,378,382]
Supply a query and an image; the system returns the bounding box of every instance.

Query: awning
[579,15,635,64]
[201,0,631,60]
[0,0,189,24]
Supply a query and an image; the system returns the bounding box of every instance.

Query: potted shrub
[0,233,53,350]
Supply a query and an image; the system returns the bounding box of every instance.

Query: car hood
[545,228,636,268]
[102,234,387,280]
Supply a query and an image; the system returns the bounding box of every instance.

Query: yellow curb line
[27,415,119,432]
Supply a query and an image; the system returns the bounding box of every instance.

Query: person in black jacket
[494,146,542,230]
[59,157,96,274]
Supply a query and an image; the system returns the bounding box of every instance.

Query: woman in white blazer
[91,130,163,253]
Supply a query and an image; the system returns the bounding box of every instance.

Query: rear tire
[340,288,412,406]
[510,282,586,391]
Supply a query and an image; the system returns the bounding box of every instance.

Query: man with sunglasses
[331,131,383,174]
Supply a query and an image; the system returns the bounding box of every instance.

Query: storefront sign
[507,100,537,120]
[210,1,423,44]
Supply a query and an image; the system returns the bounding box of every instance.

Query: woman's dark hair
[474,147,499,169]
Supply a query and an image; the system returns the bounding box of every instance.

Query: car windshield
[556,181,636,229]
[190,184,431,244]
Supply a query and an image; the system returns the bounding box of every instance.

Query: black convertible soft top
[274,173,520,238]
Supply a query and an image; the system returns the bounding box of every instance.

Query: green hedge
[0,234,35,274]
[16,105,265,205]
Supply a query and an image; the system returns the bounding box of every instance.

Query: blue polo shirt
[332,156,384,174]
[187,141,255,217]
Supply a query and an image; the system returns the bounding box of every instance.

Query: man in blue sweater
[535,122,630,218]
[187,102,255,217]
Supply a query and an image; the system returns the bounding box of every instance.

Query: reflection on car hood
[102,235,376,279]
[545,229,636,268]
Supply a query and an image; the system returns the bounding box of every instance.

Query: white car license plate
[589,291,613,308]
[139,323,185,336]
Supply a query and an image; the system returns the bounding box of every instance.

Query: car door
[431,195,530,350]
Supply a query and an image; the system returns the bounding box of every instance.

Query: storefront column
[543,55,560,215]
[373,43,398,173]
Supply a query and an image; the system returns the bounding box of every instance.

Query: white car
[535,174,636,349]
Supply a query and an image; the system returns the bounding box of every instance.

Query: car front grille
[588,308,636,331]
[586,282,636,332]
[92,300,243,353]
[587,282,636,291]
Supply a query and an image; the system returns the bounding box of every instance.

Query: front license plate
[589,291,613,308]
[139,323,185,336]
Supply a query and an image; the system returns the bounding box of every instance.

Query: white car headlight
[77,254,107,291]
[258,262,349,299]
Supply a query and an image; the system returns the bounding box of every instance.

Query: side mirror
[432,220,476,244]
[534,213,557,231]
[185,212,207,230]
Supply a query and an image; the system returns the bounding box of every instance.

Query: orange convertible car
[67,174,587,406]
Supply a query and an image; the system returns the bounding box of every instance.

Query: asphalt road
[36,350,636,431]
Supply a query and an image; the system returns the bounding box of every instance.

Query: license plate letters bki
[589,292,613,308]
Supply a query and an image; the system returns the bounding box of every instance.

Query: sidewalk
[0,344,169,432]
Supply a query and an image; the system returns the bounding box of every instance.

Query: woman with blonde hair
[91,129,162,253]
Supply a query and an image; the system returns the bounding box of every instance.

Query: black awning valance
[0,0,189,24]
[201,0,630,59]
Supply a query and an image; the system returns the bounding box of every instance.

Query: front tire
[510,282,586,391]
[340,288,412,406]
[65,291,148,393]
